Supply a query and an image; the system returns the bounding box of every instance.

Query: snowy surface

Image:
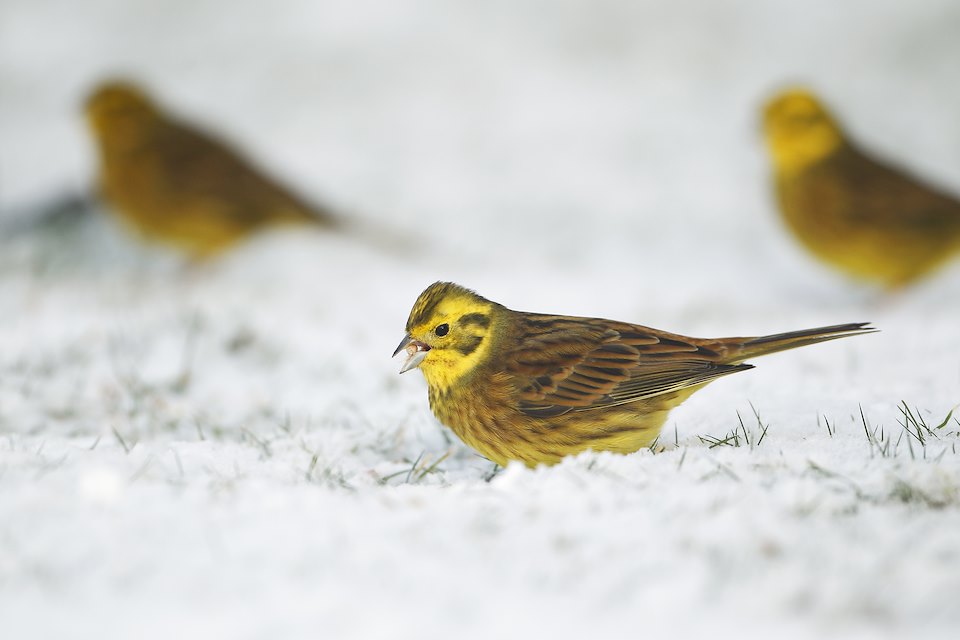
[2,1,960,638]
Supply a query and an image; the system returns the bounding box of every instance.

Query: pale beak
[393,333,430,374]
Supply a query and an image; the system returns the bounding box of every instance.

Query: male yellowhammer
[394,282,873,467]
[85,80,338,257]
[762,88,960,289]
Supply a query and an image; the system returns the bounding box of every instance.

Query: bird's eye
[435,323,449,337]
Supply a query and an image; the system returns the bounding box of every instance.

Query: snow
[2,1,960,638]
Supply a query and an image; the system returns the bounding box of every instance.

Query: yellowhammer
[762,88,960,289]
[394,282,874,467]
[85,80,338,256]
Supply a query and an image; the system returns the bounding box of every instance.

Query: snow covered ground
[2,1,960,638]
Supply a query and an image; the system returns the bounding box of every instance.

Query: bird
[84,80,339,257]
[393,282,874,467]
[762,88,960,289]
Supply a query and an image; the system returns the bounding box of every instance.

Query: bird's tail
[732,322,875,362]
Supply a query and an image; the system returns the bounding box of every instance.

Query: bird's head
[393,282,501,392]
[84,81,161,153]
[762,88,844,174]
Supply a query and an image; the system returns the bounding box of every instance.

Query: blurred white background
[2,2,960,639]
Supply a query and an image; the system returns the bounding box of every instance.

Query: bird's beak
[393,333,430,374]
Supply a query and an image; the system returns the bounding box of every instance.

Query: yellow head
[84,81,162,154]
[393,282,502,393]
[762,88,845,174]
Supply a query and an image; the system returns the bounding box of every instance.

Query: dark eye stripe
[459,313,490,328]
[456,334,484,356]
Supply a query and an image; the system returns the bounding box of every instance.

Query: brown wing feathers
[509,316,873,418]
[511,316,750,418]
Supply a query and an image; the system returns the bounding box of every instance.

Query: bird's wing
[832,145,960,230]
[161,122,335,226]
[508,316,750,418]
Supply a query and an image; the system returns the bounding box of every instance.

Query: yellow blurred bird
[394,282,873,467]
[762,88,960,289]
[85,81,338,257]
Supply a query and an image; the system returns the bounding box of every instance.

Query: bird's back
[90,87,337,256]
[777,143,960,287]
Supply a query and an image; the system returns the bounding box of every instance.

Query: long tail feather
[735,322,876,361]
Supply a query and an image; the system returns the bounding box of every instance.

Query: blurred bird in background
[85,80,340,257]
[762,88,960,290]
